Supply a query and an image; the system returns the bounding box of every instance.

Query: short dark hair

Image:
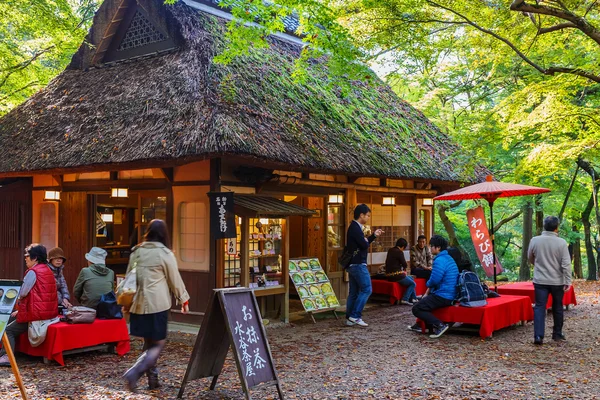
[144,219,171,249]
[25,243,47,263]
[543,216,559,232]
[417,235,427,241]
[395,238,408,248]
[353,204,371,220]
[429,235,448,250]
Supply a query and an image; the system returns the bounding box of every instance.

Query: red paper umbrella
[434,176,551,290]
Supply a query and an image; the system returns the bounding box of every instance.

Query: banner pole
[2,332,28,400]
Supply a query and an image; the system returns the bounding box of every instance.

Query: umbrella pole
[489,200,497,292]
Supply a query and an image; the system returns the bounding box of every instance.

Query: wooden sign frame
[178,288,284,399]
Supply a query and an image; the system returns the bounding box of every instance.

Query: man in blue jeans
[345,204,383,327]
[528,216,572,345]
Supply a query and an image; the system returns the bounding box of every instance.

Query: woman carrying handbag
[123,219,190,392]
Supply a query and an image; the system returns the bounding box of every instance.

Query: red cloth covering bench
[496,282,577,308]
[371,277,429,305]
[416,295,534,338]
[15,318,130,366]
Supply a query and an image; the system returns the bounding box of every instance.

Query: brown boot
[147,367,161,390]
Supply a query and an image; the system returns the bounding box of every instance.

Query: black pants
[412,268,431,280]
[533,283,564,338]
[412,294,453,327]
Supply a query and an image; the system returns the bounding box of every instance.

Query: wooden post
[2,332,28,400]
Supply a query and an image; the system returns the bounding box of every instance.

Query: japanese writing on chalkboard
[234,304,266,377]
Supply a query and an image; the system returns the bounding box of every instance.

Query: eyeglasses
[24,254,30,258]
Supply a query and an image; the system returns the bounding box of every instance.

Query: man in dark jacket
[409,235,458,338]
[345,204,383,327]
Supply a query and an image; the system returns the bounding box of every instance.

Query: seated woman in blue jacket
[408,235,458,339]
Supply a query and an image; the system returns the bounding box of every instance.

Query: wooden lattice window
[117,11,166,51]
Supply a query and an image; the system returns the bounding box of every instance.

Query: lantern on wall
[111,188,129,198]
[422,198,434,206]
[382,196,396,206]
[328,193,344,204]
[44,190,61,202]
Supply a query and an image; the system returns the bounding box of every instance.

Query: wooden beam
[52,175,63,187]
[380,178,387,187]
[110,171,118,180]
[161,168,174,183]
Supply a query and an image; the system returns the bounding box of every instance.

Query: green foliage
[0,0,96,114]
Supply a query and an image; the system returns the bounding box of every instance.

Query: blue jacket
[346,221,376,265]
[426,250,459,300]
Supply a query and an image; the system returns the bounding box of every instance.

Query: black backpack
[455,271,487,307]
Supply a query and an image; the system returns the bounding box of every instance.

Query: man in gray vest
[527,216,572,345]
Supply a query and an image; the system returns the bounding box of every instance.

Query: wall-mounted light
[328,193,344,204]
[422,198,434,206]
[101,213,114,223]
[44,190,61,202]
[382,196,396,206]
[111,188,128,198]
[283,195,298,202]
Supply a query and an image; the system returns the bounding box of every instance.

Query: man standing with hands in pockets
[345,204,383,327]
[528,216,572,345]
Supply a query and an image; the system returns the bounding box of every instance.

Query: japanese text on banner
[466,206,503,277]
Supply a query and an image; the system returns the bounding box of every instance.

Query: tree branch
[494,210,523,231]
[426,0,600,83]
[510,0,600,45]
[0,46,55,90]
[538,22,578,34]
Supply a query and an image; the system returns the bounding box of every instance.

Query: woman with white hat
[73,247,114,309]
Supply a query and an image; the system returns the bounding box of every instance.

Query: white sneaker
[348,317,368,327]
[400,300,413,306]
[345,318,356,326]
[0,354,10,367]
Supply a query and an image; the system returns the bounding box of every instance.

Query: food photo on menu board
[0,281,22,337]
[288,258,340,311]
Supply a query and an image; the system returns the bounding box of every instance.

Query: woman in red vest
[0,244,57,366]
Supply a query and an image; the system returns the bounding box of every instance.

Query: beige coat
[126,241,190,314]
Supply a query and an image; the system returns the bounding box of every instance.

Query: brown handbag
[64,306,96,324]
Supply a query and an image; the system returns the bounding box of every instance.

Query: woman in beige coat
[123,219,190,392]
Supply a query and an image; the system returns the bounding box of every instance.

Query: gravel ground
[1,280,599,399]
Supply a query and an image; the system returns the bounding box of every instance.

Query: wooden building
[0,0,485,323]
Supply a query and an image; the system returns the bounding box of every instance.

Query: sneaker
[0,354,10,367]
[534,336,544,345]
[348,317,368,327]
[410,298,419,304]
[407,323,422,333]
[552,333,566,341]
[345,318,356,326]
[429,323,450,338]
[400,300,413,306]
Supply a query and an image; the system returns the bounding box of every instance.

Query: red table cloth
[414,278,427,296]
[496,282,577,308]
[417,295,534,338]
[15,318,130,365]
[371,278,428,304]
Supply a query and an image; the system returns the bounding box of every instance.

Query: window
[327,204,345,273]
[179,202,207,263]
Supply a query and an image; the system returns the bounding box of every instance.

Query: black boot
[123,351,148,393]
[147,367,161,390]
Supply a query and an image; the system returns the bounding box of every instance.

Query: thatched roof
[0,0,486,182]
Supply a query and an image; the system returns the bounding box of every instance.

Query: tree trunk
[519,202,533,281]
[437,203,474,266]
[573,224,583,279]
[582,194,598,281]
[535,195,544,235]
[558,165,579,222]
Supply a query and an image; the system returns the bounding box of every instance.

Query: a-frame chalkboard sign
[178,288,284,399]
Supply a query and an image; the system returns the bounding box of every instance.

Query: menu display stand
[178,288,283,400]
[0,280,27,399]
[289,258,340,324]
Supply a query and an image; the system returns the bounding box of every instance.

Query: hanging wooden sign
[178,288,283,400]
[207,192,237,239]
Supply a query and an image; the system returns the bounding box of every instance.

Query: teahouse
[0,0,485,323]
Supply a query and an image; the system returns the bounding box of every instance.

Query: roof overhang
[233,194,315,218]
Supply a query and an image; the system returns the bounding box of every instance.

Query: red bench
[416,295,534,338]
[496,282,577,309]
[15,318,130,365]
[371,278,428,305]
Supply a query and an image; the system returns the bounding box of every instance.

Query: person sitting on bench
[410,235,433,279]
[384,238,418,305]
[73,247,114,309]
[408,235,459,339]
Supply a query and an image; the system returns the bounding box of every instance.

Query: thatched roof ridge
[0,0,486,182]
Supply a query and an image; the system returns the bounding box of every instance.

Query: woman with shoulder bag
[123,219,190,392]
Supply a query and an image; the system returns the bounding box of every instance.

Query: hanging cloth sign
[208,192,236,239]
[466,206,503,277]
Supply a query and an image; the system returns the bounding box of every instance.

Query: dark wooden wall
[170,270,212,324]
[59,192,89,297]
[0,179,32,279]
